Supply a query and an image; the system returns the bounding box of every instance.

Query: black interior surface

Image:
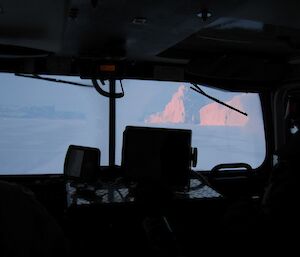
[1,1,300,256]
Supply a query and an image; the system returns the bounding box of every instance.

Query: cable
[115,188,126,201]
[92,79,124,98]
[191,169,212,188]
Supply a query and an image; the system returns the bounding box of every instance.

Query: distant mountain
[200,94,249,126]
[145,85,261,130]
[145,85,186,124]
[145,85,211,124]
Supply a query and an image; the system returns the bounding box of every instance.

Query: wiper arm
[190,83,248,117]
[15,73,93,88]
[15,74,125,98]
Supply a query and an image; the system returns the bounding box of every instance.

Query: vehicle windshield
[116,80,266,170]
[0,73,266,175]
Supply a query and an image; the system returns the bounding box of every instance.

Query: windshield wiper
[190,83,248,116]
[15,74,125,98]
[15,73,93,88]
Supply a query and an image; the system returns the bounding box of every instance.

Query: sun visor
[185,54,287,91]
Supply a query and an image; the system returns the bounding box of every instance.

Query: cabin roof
[1,0,300,89]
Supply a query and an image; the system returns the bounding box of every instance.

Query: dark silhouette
[223,132,300,253]
[0,180,68,257]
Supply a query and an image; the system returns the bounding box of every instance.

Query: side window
[285,92,300,137]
